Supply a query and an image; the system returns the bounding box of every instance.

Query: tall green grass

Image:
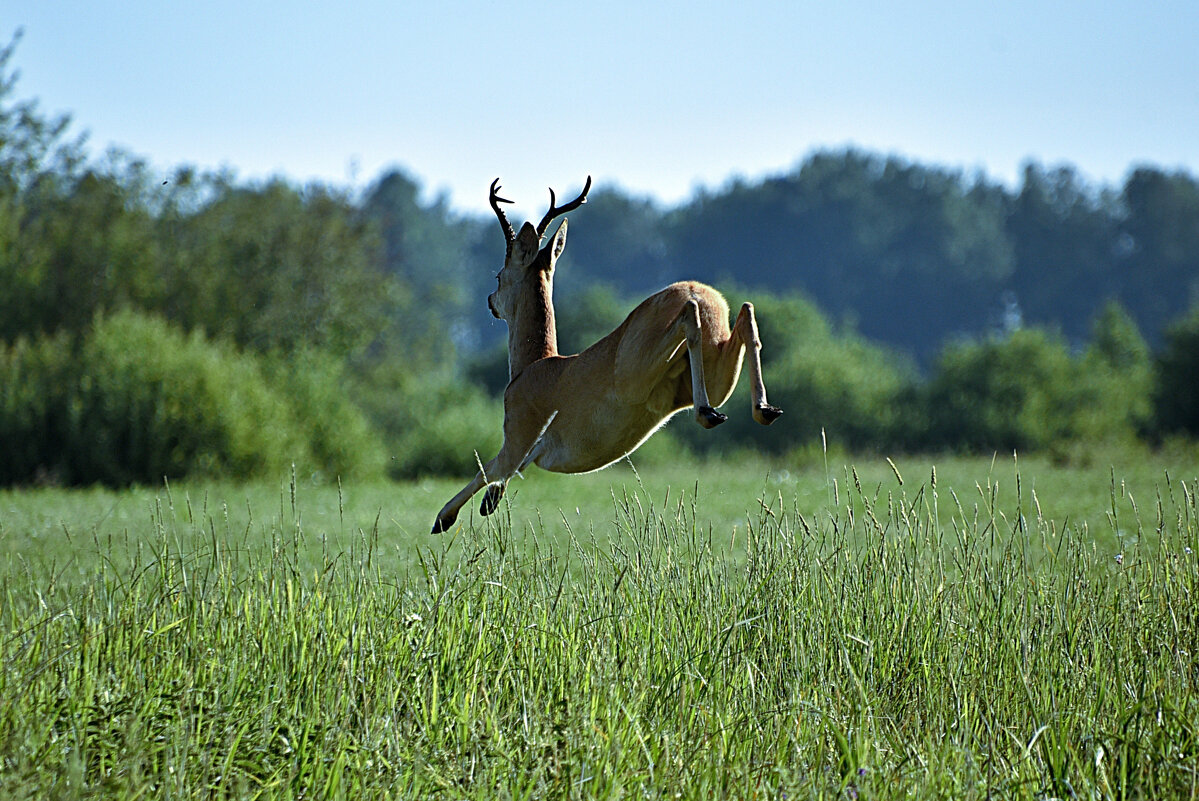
[1,462,1197,798]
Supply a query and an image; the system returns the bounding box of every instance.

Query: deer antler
[490,178,516,255]
[536,175,592,238]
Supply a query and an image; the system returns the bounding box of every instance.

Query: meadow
[1,450,1197,799]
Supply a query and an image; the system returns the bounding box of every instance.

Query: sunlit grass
[4,449,1194,574]
[1,453,1197,798]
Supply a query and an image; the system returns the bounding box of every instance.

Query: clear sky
[8,1,1198,217]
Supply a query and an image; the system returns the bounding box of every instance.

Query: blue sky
[8,1,1198,216]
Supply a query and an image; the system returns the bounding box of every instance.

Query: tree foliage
[924,330,1085,452]
[0,310,383,485]
[1004,165,1123,343]
[162,177,388,357]
[1076,301,1153,442]
[666,152,1015,357]
[1154,305,1199,437]
[2,34,1199,484]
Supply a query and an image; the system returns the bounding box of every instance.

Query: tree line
[556,154,1198,361]
[1,37,1196,486]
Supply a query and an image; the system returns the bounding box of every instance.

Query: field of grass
[2,450,1198,798]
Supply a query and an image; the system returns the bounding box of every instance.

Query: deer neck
[507,275,558,378]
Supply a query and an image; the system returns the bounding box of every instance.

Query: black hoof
[754,404,783,425]
[696,406,728,429]
[432,512,456,534]
[480,483,505,516]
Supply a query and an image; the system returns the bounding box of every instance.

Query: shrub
[1153,304,1199,437]
[388,380,504,479]
[0,311,396,486]
[0,330,74,485]
[261,349,388,481]
[354,360,504,480]
[66,310,310,484]
[923,328,1084,452]
[1074,301,1153,443]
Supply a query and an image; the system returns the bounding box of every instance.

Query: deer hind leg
[730,302,782,425]
[613,296,725,427]
[668,299,728,429]
[431,410,557,534]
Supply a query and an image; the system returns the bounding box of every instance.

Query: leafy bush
[354,359,504,480]
[261,349,387,481]
[923,328,1084,452]
[389,386,504,479]
[1,311,386,486]
[0,330,74,485]
[1074,301,1153,443]
[1153,304,1199,437]
[67,310,310,484]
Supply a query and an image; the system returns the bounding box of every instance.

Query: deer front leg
[432,470,489,533]
[432,453,520,534]
[732,302,782,425]
[431,453,522,534]
[431,408,557,533]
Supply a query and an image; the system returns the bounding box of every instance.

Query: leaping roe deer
[432,176,782,533]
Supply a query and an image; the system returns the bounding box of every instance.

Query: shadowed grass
[1,457,1197,798]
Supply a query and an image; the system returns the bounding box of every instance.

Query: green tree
[1074,300,1152,441]
[1153,305,1199,437]
[559,187,672,294]
[4,162,162,340]
[924,329,1084,452]
[666,150,1014,361]
[165,178,387,358]
[361,169,494,359]
[0,32,84,195]
[1121,168,1199,334]
[0,32,92,340]
[1005,164,1122,344]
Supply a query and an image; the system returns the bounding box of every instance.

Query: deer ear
[512,222,540,267]
[549,219,568,261]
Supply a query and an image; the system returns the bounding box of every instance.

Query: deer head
[486,176,591,323]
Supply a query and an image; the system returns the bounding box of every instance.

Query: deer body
[432,178,780,533]
[509,281,745,473]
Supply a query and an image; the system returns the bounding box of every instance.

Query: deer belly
[533,406,676,474]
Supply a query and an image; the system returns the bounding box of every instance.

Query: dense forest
[2,37,1197,486]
